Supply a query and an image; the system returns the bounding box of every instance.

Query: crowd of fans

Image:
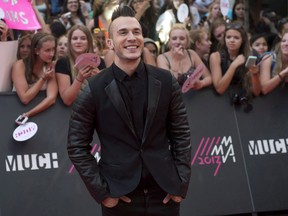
[1,0,288,120]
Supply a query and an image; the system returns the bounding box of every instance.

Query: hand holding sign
[74,53,101,71]
[220,0,229,17]
[182,63,205,93]
[177,3,189,23]
[0,1,41,30]
[13,114,38,142]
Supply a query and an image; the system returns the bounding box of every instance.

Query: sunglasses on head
[226,22,243,30]
[278,17,288,25]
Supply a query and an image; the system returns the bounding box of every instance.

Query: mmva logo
[5,152,58,172]
[69,143,101,174]
[248,138,288,155]
[191,136,236,176]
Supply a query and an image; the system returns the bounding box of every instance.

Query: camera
[15,114,28,125]
[64,12,71,18]
[231,93,253,113]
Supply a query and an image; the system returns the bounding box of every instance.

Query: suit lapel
[105,79,137,138]
[142,71,161,143]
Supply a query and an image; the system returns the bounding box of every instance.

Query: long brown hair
[67,25,94,80]
[24,32,56,84]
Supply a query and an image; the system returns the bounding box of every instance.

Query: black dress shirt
[112,62,155,187]
[113,61,148,142]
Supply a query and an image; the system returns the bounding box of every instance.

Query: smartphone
[64,12,71,18]
[245,56,257,67]
[15,115,28,125]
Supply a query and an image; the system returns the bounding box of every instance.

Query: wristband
[278,73,284,81]
[76,77,83,83]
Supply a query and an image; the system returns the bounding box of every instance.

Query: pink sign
[0,0,41,30]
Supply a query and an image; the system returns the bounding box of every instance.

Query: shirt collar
[113,61,145,82]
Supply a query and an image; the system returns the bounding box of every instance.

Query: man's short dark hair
[108,5,136,38]
[111,5,135,21]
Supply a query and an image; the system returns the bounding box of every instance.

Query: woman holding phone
[55,25,105,106]
[209,22,261,103]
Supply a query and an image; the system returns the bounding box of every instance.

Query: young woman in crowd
[209,18,226,54]
[157,23,211,90]
[231,0,255,33]
[56,34,68,60]
[259,30,288,95]
[60,0,89,30]
[16,34,33,60]
[209,22,261,99]
[203,1,223,31]
[250,33,269,57]
[190,29,212,67]
[144,37,159,62]
[11,32,58,118]
[55,25,106,106]
[0,18,10,41]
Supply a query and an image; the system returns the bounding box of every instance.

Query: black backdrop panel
[1,86,288,216]
[0,93,101,216]
[182,88,253,216]
[235,85,288,213]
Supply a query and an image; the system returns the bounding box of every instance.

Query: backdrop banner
[1,86,288,216]
[0,41,18,92]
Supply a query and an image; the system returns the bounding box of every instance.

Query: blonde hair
[168,23,190,49]
[206,2,222,22]
[273,30,288,76]
[190,29,208,50]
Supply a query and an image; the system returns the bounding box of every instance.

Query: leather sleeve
[168,76,192,198]
[67,84,109,204]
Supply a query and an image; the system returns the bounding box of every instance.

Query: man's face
[108,17,144,61]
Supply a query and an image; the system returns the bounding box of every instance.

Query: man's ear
[107,39,114,50]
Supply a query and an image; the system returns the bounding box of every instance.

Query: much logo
[5,152,58,172]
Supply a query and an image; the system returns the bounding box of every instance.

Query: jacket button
[143,189,148,194]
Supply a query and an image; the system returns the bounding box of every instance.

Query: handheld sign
[220,0,229,17]
[74,53,101,71]
[13,122,38,142]
[177,3,189,23]
[182,63,205,93]
[0,1,41,30]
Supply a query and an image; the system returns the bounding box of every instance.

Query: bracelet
[278,73,284,81]
[76,77,83,83]
[41,76,47,81]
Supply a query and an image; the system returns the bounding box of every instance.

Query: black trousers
[101,181,180,216]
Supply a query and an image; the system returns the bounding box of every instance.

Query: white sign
[177,3,189,23]
[13,122,38,142]
[220,0,230,17]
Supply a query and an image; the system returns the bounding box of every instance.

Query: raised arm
[209,52,245,95]
[24,75,58,117]
[31,0,50,33]
[259,55,287,95]
[12,60,48,104]
[189,49,212,89]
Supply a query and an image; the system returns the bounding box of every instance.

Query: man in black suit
[67,5,191,216]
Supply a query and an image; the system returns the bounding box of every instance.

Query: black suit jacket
[68,62,191,204]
